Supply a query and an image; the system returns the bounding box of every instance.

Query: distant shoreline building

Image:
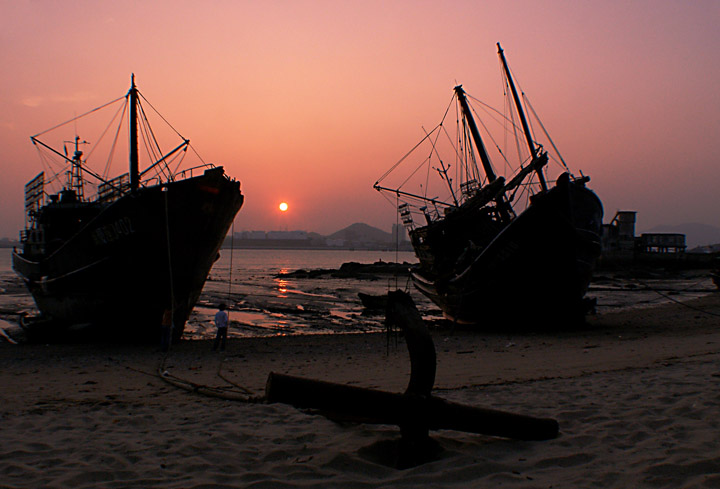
[601,211,690,265]
[232,230,314,249]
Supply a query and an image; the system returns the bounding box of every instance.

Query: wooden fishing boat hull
[410,176,603,326]
[12,167,243,341]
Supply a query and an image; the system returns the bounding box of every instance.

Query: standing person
[212,303,229,351]
[159,308,173,352]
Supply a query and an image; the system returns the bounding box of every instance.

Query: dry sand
[1,293,720,488]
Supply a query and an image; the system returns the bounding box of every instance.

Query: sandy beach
[2,292,720,488]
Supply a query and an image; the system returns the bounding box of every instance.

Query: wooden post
[386,290,435,397]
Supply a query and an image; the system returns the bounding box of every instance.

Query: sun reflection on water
[275,267,289,296]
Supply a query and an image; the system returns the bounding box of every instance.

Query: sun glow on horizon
[279,202,289,212]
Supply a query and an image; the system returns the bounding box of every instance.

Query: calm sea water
[191,248,421,338]
[0,247,421,339]
[0,248,417,275]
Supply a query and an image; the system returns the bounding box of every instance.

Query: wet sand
[2,292,720,488]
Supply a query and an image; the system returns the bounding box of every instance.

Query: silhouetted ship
[375,44,603,325]
[12,76,244,340]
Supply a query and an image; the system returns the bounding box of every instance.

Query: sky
[1,0,719,239]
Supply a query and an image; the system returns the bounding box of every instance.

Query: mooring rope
[635,278,720,318]
[228,220,235,309]
[163,187,176,347]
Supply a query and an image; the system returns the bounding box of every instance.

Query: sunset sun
[278,202,289,212]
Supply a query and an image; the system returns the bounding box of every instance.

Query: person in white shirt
[212,303,229,351]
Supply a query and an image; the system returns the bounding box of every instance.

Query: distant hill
[325,222,393,243]
[644,223,720,248]
[228,223,411,250]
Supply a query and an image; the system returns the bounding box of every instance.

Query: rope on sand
[110,355,262,402]
[216,355,254,395]
[156,353,264,403]
[0,327,18,345]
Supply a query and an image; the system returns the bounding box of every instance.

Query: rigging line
[392,136,442,191]
[463,119,474,186]
[423,126,458,206]
[31,96,126,138]
[32,137,119,191]
[394,193,400,284]
[423,153,431,202]
[161,151,182,176]
[138,92,186,140]
[170,148,188,177]
[102,101,128,179]
[137,105,159,165]
[524,96,570,172]
[139,118,172,184]
[34,146,65,187]
[466,93,525,134]
[454,100,464,189]
[374,123,442,185]
[375,187,418,210]
[137,103,172,181]
[438,123,467,172]
[467,102,508,177]
[470,90,542,192]
[447,115,482,186]
[502,64,535,143]
[460,112,480,187]
[84,97,127,166]
[545,152,569,173]
[138,105,179,184]
[138,100,165,165]
[378,189,403,210]
[456,100,481,187]
[139,140,189,181]
[188,143,209,167]
[502,73,525,176]
[439,122,465,192]
[375,92,456,186]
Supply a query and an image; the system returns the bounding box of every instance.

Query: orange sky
[1,0,719,239]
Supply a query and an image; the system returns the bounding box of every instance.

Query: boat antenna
[128,73,139,191]
[497,43,548,192]
[66,136,88,200]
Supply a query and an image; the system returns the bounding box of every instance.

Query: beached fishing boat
[12,76,244,340]
[374,44,603,325]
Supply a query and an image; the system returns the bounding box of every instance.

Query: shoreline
[3,293,720,403]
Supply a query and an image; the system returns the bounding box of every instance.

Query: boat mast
[129,74,139,191]
[454,85,512,220]
[497,43,547,192]
[454,85,497,183]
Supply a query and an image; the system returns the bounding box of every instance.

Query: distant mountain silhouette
[644,222,720,248]
[325,222,394,243]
